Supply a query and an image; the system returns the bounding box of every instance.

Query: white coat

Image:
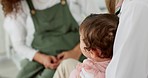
[106,0,148,78]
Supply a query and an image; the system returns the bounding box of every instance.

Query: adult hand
[33,52,59,69]
[42,54,59,69]
[57,44,82,61]
[57,50,78,61]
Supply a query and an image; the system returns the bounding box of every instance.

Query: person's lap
[17,59,55,78]
[17,58,80,78]
[53,58,80,78]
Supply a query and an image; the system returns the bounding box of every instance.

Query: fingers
[48,64,58,69]
[50,56,58,63]
[57,52,64,60]
[42,55,59,69]
[44,61,58,69]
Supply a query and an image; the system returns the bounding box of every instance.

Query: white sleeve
[106,1,148,78]
[3,11,37,61]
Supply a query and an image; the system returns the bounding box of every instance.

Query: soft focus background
[0,0,107,78]
[0,5,19,78]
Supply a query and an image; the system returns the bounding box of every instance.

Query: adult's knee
[60,58,80,68]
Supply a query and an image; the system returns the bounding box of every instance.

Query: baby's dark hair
[79,14,119,58]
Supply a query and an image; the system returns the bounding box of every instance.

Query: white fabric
[53,59,80,78]
[106,0,148,78]
[80,68,94,78]
[3,0,102,61]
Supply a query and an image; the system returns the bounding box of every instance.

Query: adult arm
[3,11,37,61]
[3,2,59,69]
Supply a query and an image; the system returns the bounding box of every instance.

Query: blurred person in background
[1,0,102,78]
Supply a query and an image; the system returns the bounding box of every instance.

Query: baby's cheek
[82,51,91,58]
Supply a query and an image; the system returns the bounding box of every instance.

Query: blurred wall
[0,5,5,54]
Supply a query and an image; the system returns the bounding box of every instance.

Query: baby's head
[79,14,119,61]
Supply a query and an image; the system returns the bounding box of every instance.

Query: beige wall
[0,5,5,54]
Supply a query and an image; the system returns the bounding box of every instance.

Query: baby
[69,14,119,78]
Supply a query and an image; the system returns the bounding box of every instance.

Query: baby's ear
[90,49,101,58]
[90,50,95,59]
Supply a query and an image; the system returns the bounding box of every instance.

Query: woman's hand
[33,52,59,69]
[41,54,59,69]
[57,43,82,61]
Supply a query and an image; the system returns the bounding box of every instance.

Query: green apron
[17,0,85,78]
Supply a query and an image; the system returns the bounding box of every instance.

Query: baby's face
[80,33,91,58]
